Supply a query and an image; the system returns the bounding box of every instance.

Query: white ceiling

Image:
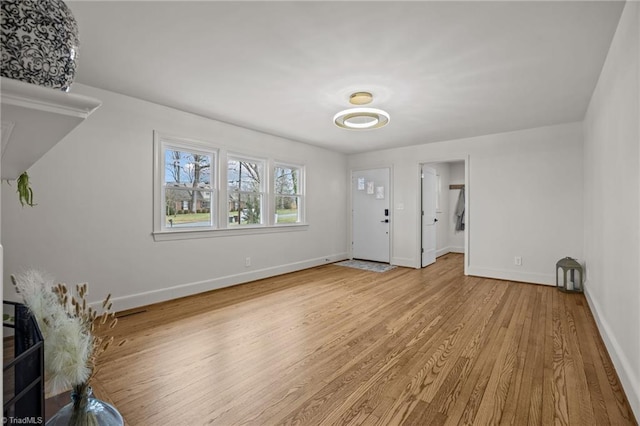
[68,1,624,154]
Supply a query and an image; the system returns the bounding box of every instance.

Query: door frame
[416,156,469,275]
[349,166,393,263]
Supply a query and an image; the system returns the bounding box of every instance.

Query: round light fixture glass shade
[333,107,390,130]
[345,115,379,129]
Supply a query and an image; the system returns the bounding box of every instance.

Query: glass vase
[46,383,123,426]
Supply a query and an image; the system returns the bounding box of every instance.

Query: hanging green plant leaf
[16,171,36,207]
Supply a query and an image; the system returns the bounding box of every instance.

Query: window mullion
[218,148,228,229]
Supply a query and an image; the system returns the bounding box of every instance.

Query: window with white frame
[157,135,216,230]
[227,157,264,226]
[154,132,308,239]
[274,164,304,224]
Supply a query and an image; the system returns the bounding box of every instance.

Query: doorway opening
[420,160,468,270]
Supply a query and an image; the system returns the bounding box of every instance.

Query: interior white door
[352,168,390,263]
[422,166,437,267]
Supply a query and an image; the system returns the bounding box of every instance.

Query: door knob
[381,219,389,223]
[434,218,438,223]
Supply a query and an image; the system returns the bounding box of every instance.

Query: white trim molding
[1,77,101,179]
[584,284,640,419]
[105,253,348,312]
[391,256,416,269]
[153,223,309,241]
[436,248,451,258]
[467,266,555,286]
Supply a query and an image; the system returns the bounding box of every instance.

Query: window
[274,164,303,224]
[156,134,216,231]
[154,132,307,240]
[227,157,264,226]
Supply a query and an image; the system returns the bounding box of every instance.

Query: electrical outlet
[245,257,251,267]
[514,256,522,266]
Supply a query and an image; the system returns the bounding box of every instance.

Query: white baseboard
[584,283,640,419]
[466,266,555,286]
[436,247,451,257]
[108,252,349,312]
[405,249,467,269]
[391,256,418,269]
[436,246,465,257]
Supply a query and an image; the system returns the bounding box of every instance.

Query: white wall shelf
[0,77,101,180]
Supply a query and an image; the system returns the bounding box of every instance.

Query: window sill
[152,223,309,241]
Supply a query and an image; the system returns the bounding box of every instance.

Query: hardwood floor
[87,254,636,425]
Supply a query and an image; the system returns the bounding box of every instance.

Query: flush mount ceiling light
[334,91,390,130]
[349,91,373,105]
[334,107,390,130]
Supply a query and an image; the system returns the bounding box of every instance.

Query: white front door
[352,168,390,263]
[422,166,437,267]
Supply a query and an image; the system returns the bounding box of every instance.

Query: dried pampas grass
[11,270,124,395]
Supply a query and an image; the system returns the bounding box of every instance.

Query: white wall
[349,121,584,285]
[449,161,465,253]
[583,1,640,417]
[1,85,349,311]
